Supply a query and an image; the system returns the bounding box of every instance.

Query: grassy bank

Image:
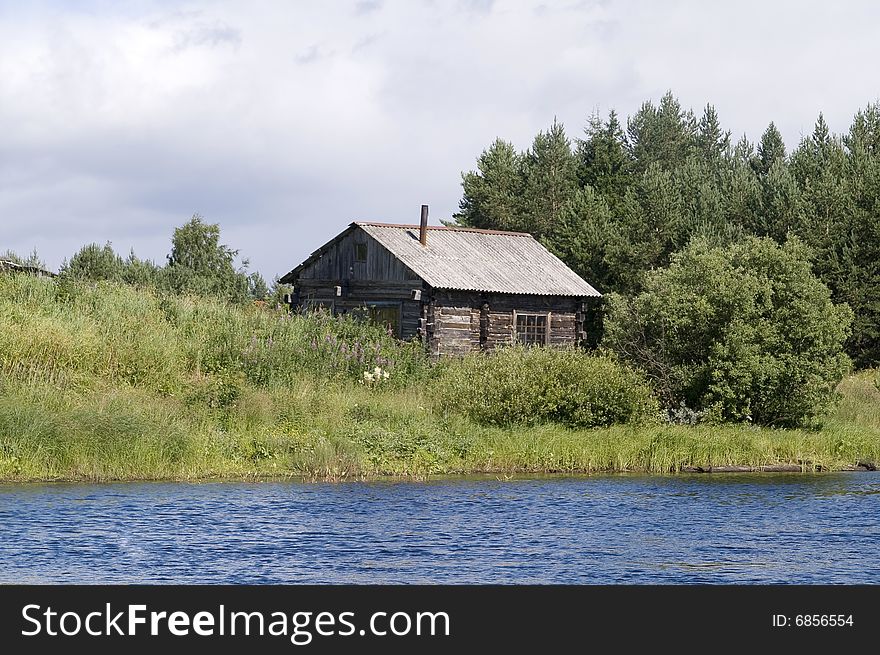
[1,275,878,482]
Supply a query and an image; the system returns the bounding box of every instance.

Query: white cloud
[1,0,879,278]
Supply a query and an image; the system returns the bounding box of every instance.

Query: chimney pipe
[419,204,429,247]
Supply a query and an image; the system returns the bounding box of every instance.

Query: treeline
[6,215,276,304]
[453,92,880,368]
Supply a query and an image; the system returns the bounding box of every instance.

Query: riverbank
[1,274,878,482]
[2,370,878,482]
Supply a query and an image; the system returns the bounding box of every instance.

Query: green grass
[1,274,878,482]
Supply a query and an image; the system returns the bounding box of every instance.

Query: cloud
[1,0,879,279]
[354,0,382,15]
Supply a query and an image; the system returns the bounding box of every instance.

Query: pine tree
[759,160,807,242]
[543,186,613,292]
[575,110,631,207]
[61,242,124,282]
[520,119,577,237]
[453,139,524,231]
[674,156,728,244]
[120,250,161,287]
[723,136,762,234]
[626,91,697,172]
[695,104,731,165]
[753,122,786,176]
[604,164,684,294]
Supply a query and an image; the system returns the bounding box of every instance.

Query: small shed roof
[0,260,57,278]
[282,222,600,297]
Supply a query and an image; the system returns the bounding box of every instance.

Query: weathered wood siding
[297,228,420,284]
[293,227,425,339]
[428,291,582,356]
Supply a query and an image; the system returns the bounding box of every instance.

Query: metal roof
[283,222,599,296]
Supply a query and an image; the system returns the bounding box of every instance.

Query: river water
[1,473,877,584]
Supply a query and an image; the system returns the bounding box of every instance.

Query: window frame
[364,301,402,338]
[513,310,550,346]
[354,242,368,263]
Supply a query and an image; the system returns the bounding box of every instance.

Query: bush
[604,236,853,427]
[436,346,659,428]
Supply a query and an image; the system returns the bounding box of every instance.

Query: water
[1,473,878,584]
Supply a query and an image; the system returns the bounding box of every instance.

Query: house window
[515,312,548,345]
[368,304,401,337]
[355,243,368,262]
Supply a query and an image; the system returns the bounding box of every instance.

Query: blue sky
[2,0,879,280]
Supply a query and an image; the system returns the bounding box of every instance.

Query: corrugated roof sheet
[356,223,600,297]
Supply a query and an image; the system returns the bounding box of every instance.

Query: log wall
[429,291,583,357]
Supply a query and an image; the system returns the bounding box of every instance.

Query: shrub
[604,236,853,427]
[436,346,659,428]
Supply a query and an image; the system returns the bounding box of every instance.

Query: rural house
[279,206,601,356]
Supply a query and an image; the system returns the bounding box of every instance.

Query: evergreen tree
[695,104,731,165]
[845,103,880,158]
[453,139,524,231]
[248,271,270,301]
[674,156,727,241]
[759,160,807,242]
[543,186,613,292]
[520,119,577,237]
[722,137,763,234]
[575,110,631,206]
[627,91,696,172]
[61,242,124,282]
[603,164,684,294]
[120,250,161,288]
[834,102,880,366]
[753,122,786,176]
[451,96,880,368]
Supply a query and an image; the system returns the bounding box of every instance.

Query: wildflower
[374,366,381,376]
[363,371,374,383]
[383,370,389,380]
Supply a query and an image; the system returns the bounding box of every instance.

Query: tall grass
[0,274,429,392]
[0,274,878,481]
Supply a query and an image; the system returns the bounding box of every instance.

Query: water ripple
[0,473,878,584]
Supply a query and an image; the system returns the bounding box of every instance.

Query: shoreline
[2,460,877,485]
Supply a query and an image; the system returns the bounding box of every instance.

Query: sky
[2,0,879,280]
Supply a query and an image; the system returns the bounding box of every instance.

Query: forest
[452,92,880,369]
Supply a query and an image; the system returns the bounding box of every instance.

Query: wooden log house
[279,206,601,356]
